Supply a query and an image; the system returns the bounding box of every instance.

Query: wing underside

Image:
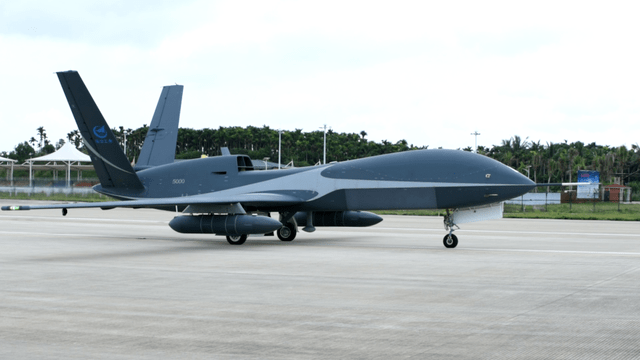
[1,192,305,212]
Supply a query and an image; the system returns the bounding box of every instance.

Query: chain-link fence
[0,177,101,196]
[505,187,636,214]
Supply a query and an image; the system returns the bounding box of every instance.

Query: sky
[1,0,639,154]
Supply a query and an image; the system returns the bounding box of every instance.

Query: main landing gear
[443,209,459,248]
[226,234,247,245]
[225,224,297,245]
[224,212,299,245]
[276,212,299,242]
[277,222,297,241]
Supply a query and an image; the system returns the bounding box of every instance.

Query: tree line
[477,135,640,186]
[3,127,639,187]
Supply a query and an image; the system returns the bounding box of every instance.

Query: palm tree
[616,145,629,183]
[547,159,558,184]
[567,148,579,185]
[36,126,46,150]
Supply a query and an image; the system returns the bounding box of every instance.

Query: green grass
[376,209,447,216]
[503,202,640,221]
[375,202,640,221]
[503,212,640,220]
[0,192,112,202]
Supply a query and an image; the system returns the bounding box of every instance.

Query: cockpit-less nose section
[2,71,536,248]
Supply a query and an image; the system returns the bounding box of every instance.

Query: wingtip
[1,205,30,211]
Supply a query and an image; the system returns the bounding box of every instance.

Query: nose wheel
[443,233,458,248]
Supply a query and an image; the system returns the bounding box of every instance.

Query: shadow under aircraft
[2,71,536,248]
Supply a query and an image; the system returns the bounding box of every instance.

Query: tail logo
[93,126,108,139]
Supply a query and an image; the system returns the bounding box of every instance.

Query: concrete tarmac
[1,200,640,359]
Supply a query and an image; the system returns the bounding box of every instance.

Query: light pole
[470,131,480,153]
[320,124,330,164]
[122,129,131,161]
[278,130,283,169]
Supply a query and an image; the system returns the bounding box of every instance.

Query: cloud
[2,0,640,154]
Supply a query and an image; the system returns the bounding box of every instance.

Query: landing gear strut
[277,212,298,242]
[443,209,459,248]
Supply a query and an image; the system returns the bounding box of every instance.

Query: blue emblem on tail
[93,125,108,139]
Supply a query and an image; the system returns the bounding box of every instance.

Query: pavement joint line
[496,265,640,324]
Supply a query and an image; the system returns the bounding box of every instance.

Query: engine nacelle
[294,211,383,227]
[169,214,283,235]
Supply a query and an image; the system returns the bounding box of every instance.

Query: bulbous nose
[490,162,536,187]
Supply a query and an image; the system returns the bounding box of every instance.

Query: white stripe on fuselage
[190,166,522,202]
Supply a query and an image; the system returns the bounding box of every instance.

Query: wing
[1,192,306,212]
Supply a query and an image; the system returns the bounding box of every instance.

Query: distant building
[603,184,631,202]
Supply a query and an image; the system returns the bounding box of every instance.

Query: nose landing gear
[443,209,459,248]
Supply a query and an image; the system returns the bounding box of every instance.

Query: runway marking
[463,248,640,256]
[4,216,639,238]
[1,215,167,224]
[2,230,640,257]
[374,227,640,238]
[0,230,133,238]
[6,215,638,238]
[302,241,640,256]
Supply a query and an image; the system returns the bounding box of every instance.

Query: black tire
[277,223,297,242]
[443,234,458,248]
[226,234,247,245]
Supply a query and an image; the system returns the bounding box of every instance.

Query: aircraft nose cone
[486,161,536,202]
[433,152,536,209]
[491,163,536,186]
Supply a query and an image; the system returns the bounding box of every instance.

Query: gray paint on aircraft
[136,84,183,169]
[3,70,537,246]
[57,71,145,191]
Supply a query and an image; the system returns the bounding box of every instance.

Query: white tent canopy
[0,156,17,163]
[26,142,92,187]
[28,142,91,162]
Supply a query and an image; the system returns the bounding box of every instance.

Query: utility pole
[470,131,481,153]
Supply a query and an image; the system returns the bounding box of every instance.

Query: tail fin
[56,71,144,192]
[135,85,183,170]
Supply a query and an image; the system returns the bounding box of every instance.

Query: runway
[1,200,640,359]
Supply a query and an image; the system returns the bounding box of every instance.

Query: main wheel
[277,223,297,242]
[443,234,458,248]
[226,234,247,245]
